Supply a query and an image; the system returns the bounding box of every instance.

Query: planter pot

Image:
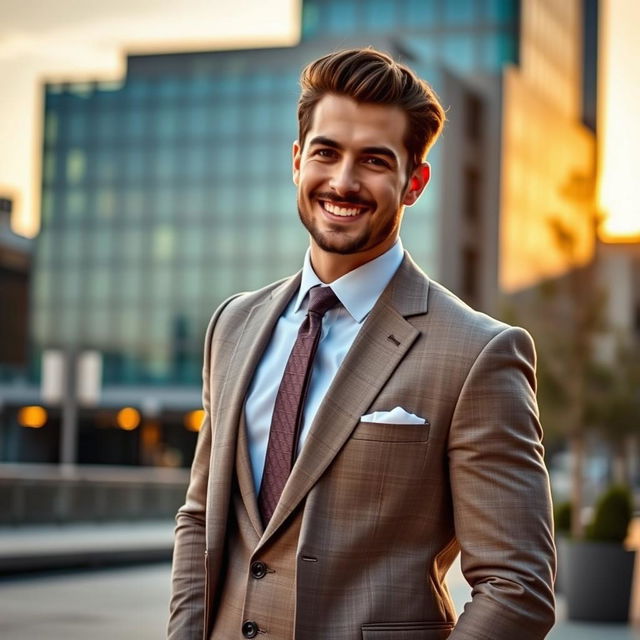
[554,535,569,594]
[560,539,636,622]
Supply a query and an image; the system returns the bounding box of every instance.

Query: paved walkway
[0,520,174,573]
[1,521,639,638]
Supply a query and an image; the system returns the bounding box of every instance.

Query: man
[168,48,555,640]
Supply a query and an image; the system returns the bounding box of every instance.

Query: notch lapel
[207,273,301,543]
[258,254,430,545]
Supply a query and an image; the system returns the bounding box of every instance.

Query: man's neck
[309,239,398,283]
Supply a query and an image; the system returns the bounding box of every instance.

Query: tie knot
[307,286,339,317]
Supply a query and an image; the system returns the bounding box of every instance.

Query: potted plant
[561,485,636,621]
[553,500,571,594]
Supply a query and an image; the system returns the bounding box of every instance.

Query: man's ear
[403,163,431,206]
[292,141,302,186]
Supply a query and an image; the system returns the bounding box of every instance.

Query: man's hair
[298,48,446,174]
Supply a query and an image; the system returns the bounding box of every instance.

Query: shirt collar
[294,239,405,323]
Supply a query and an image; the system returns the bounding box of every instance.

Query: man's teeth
[323,202,364,217]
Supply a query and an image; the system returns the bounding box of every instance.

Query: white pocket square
[360,406,428,425]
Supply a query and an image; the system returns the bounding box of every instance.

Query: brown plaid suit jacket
[168,252,556,640]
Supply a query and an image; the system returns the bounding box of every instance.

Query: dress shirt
[244,239,405,494]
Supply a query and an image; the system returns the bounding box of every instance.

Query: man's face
[293,94,429,265]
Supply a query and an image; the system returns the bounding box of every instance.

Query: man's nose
[329,160,360,195]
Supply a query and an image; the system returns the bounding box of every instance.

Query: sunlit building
[3,0,598,466]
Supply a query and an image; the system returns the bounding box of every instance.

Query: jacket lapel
[259,254,430,545]
[236,412,264,536]
[208,273,301,543]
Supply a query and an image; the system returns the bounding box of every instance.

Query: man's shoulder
[421,275,532,352]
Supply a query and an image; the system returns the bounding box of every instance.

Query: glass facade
[32,0,521,392]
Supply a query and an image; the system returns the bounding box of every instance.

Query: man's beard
[297,193,397,256]
[297,204,376,255]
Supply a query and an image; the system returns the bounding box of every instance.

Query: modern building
[2,0,598,466]
[0,196,32,379]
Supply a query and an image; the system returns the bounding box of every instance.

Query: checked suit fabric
[258,285,340,525]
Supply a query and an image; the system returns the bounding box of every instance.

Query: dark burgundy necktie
[258,285,340,526]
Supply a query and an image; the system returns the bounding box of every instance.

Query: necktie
[258,285,340,525]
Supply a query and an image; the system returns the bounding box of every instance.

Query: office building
[0,196,32,378]
[3,0,597,465]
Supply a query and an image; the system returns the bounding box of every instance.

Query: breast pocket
[351,421,430,443]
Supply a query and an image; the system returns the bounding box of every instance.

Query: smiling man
[168,48,556,640]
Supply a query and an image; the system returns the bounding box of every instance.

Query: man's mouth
[319,200,369,218]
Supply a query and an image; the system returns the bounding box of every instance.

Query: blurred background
[0,0,638,638]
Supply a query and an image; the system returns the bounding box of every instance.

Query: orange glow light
[597,0,640,242]
[116,407,141,431]
[18,406,47,428]
[185,409,205,432]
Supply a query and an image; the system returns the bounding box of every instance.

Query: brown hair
[298,48,446,174]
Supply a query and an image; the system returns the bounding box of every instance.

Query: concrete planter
[560,538,636,622]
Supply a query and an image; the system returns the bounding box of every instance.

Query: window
[68,113,86,145]
[364,0,397,30]
[43,154,57,184]
[465,92,483,141]
[486,0,518,22]
[44,113,58,145]
[185,105,211,138]
[443,36,476,72]
[444,0,476,24]
[327,0,357,33]
[124,108,146,140]
[463,167,481,222]
[404,0,438,26]
[86,269,111,305]
[96,188,117,220]
[302,0,320,38]
[93,230,114,264]
[152,225,175,263]
[462,246,479,302]
[66,149,86,184]
[65,190,86,220]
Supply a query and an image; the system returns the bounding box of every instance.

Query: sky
[1,0,638,240]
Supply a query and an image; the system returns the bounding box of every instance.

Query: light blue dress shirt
[244,239,405,494]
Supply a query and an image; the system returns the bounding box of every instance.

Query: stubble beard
[297,198,399,256]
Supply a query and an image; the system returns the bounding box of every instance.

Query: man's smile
[319,200,368,218]
[314,194,373,221]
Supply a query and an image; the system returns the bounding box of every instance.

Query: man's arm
[167,297,236,639]
[448,326,556,640]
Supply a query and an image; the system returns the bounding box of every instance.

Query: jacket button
[250,560,268,579]
[242,620,259,638]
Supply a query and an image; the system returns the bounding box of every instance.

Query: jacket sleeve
[167,296,236,639]
[447,326,556,640]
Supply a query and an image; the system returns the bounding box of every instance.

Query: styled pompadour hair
[298,48,446,173]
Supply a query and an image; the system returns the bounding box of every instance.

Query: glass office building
[34,1,520,384]
[11,0,594,465]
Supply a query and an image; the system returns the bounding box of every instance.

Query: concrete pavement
[0,520,175,574]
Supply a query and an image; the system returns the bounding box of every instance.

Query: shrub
[585,485,633,543]
[553,501,572,535]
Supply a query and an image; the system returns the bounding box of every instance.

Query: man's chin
[311,233,370,255]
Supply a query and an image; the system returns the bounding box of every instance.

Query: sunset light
[597,0,640,242]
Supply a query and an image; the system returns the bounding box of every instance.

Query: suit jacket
[168,252,556,640]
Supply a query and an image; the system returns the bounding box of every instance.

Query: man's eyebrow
[307,136,399,164]
[308,136,343,150]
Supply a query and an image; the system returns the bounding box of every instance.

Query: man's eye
[364,157,389,167]
[316,149,336,158]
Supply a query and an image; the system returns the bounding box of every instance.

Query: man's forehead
[306,94,408,152]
